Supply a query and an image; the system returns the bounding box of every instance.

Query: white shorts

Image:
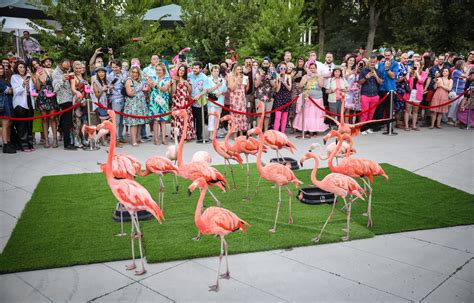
[409,89,421,103]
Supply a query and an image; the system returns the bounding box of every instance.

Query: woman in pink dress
[227,63,249,137]
[293,62,328,135]
[430,67,452,129]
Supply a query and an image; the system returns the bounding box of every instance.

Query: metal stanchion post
[296,94,310,139]
[383,90,398,136]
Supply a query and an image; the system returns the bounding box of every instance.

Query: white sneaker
[367,129,374,134]
[361,131,368,135]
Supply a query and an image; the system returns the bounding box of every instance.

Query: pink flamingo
[222,115,264,200]
[300,152,365,242]
[248,126,302,232]
[256,102,296,161]
[81,124,98,148]
[139,156,179,212]
[188,177,250,292]
[209,112,243,190]
[172,109,230,239]
[324,130,388,227]
[97,110,164,275]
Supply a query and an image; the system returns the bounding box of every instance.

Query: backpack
[121,78,133,98]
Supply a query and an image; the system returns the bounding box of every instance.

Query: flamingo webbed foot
[192,236,201,241]
[312,236,321,243]
[362,212,368,217]
[219,271,230,280]
[116,232,127,237]
[134,268,147,276]
[208,284,219,292]
[288,217,293,224]
[367,219,373,228]
[242,196,249,202]
[341,236,350,241]
[269,228,277,233]
[126,263,136,270]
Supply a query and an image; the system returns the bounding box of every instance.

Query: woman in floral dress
[124,66,148,146]
[171,64,195,141]
[228,63,248,137]
[147,62,171,145]
[71,61,89,147]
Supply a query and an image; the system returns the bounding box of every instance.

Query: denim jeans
[110,98,124,139]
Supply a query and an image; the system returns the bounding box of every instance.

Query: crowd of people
[1,45,473,154]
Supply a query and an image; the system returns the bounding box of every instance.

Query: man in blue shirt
[188,61,211,141]
[358,55,384,128]
[372,49,399,131]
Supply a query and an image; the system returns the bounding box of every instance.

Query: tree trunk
[365,0,381,56]
[317,0,326,59]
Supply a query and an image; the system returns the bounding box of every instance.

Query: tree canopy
[7,0,471,65]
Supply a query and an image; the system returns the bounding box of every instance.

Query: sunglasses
[280,67,287,71]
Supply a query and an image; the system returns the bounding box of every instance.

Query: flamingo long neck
[309,154,323,187]
[105,121,116,183]
[255,130,265,174]
[177,113,188,167]
[224,119,236,150]
[328,132,344,173]
[258,105,265,129]
[211,114,219,150]
[340,96,346,123]
[194,184,208,231]
[343,134,353,157]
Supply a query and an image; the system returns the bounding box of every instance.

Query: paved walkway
[1,126,473,302]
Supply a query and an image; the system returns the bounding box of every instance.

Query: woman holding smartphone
[11,62,35,152]
[273,62,292,133]
[404,61,427,130]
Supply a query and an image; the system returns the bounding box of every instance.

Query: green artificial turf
[0,163,473,273]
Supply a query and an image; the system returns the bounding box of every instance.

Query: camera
[111,78,119,84]
[100,48,109,53]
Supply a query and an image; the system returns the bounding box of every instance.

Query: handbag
[448,78,460,101]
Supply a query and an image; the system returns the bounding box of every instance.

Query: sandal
[162,140,168,145]
[412,127,420,131]
[132,143,139,147]
[436,125,442,129]
[404,127,410,131]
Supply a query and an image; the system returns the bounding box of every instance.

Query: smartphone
[100,47,109,53]
[242,75,248,86]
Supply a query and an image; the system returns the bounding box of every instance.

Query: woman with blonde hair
[71,60,89,147]
[147,62,171,145]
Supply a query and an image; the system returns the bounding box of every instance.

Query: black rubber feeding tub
[270,157,299,170]
[298,187,335,205]
[113,202,153,222]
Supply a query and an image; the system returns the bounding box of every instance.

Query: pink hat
[422,52,430,57]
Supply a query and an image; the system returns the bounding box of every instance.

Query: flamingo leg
[208,189,221,207]
[287,186,293,224]
[313,196,338,242]
[220,238,230,279]
[362,177,373,227]
[224,159,228,177]
[254,176,262,197]
[116,202,126,237]
[132,212,147,275]
[159,176,165,212]
[243,155,250,201]
[173,160,179,194]
[209,236,224,292]
[125,211,136,270]
[269,186,282,233]
[341,197,351,241]
[229,160,237,191]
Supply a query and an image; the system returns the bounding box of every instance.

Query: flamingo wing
[114,179,164,223]
[203,207,250,234]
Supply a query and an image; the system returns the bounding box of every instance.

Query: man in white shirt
[22,31,41,64]
[318,52,335,108]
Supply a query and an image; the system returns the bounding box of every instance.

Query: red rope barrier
[0,102,82,121]
[395,90,468,109]
[206,95,299,116]
[93,99,196,119]
[308,92,389,118]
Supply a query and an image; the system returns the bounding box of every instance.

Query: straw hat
[40,54,54,64]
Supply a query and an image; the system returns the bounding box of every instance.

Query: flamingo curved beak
[187,189,192,197]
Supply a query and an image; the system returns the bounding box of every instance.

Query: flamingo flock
[94,97,388,291]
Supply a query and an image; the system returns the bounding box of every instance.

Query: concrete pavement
[1,126,473,302]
